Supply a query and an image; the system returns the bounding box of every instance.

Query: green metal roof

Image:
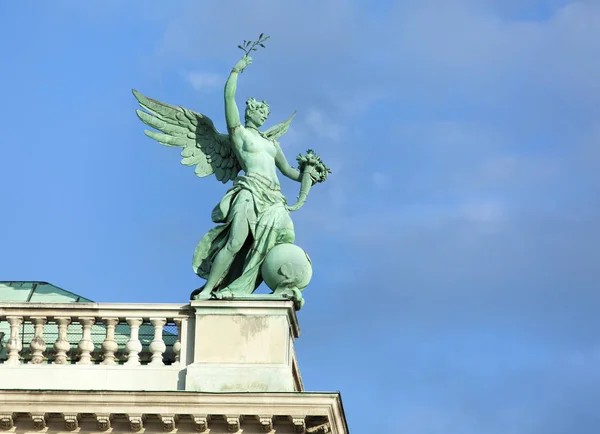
[0,281,93,303]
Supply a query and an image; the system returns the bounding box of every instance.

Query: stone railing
[0,302,191,391]
[0,300,302,393]
[0,302,190,366]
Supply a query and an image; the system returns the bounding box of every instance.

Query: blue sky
[1,0,599,432]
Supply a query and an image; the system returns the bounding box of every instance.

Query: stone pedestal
[185,300,302,393]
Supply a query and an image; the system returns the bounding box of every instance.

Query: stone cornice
[0,390,347,433]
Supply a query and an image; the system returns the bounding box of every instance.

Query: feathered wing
[132,89,241,183]
[263,111,296,142]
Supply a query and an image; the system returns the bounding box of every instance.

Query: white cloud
[154,0,600,110]
[381,0,600,100]
[372,172,390,190]
[565,347,600,369]
[277,125,302,149]
[477,155,558,186]
[457,199,506,223]
[335,90,388,117]
[304,108,344,143]
[185,72,222,91]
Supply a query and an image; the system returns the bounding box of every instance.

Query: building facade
[0,282,348,433]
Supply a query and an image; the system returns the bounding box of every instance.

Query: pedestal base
[186,364,296,392]
[185,300,302,393]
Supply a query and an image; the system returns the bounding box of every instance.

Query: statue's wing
[132,89,241,183]
[263,111,296,142]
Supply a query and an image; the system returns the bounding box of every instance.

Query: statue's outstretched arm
[224,56,252,132]
[275,142,301,182]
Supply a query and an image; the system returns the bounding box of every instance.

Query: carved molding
[307,422,332,433]
[0,410,335,433]
[193,415,209,432]
[96,414,111,431]
[259,415,273,432]
[226,415,241,432]
[161,415,176,432]
[292,416,307,433]
[31,413,47,430]
[64,414,79,431]
[0,414,15,431]
[129,415,144,432]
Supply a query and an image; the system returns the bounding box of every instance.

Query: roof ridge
[0,281,94,303]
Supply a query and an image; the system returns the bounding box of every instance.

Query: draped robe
[192,172,295,295]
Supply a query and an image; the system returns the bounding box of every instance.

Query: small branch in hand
[238,33,271,57]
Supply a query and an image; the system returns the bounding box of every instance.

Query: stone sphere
[261,243,313,291]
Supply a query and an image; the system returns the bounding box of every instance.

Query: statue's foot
[276,287,305,310]
[191,285,215,300]
[190,286,204,300]
[212,288,234,300]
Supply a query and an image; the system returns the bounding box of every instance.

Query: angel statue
[133,36,330,307]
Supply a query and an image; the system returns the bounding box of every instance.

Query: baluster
[149,318,166,366]
[101,317,119,365]
[125,318,143,366]
[172,318,183,366]
[53,317,72,364]
[5,316,23,365]
[30,316,47,364]
[77,317,95,365]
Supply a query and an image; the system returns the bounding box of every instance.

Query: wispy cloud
[185,71,222,91]
[371,171,390,190]
[304,108,345,143]
[456,198,506,223]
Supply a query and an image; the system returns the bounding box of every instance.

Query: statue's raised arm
[224,55,252,134]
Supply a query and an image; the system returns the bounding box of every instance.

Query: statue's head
[245,97,270,128]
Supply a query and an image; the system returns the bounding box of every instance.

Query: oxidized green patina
[133,35,329,309]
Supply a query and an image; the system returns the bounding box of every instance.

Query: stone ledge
[0,364,184,391]
[0,302,191,319]
[0,390,346,433]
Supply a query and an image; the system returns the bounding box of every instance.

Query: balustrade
[0,299,303,395]
[53,317,71,364]
[29,316,47,364]
[5,316,23,365]
[125,317,143,366]
[101,317,119,365]
[149,317,167,366]
[0,303,189,366]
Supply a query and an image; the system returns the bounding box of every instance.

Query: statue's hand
[233,55,252,73]
[303,165,319,184]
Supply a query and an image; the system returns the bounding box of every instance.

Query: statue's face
[246,105,270,127]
